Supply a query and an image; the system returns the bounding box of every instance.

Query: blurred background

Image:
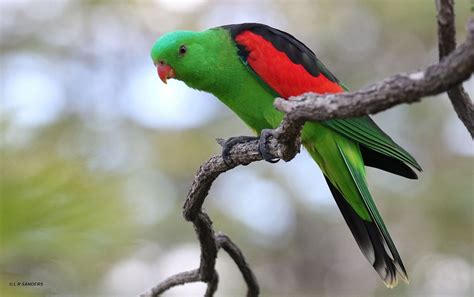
[1,0,472,296]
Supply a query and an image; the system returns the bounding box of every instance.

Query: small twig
[138,219,257,297]
[436,0,474,137]
[139,269,201,297]
[216,233,260,297]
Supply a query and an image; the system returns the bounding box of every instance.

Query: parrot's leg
[221,131,279,165]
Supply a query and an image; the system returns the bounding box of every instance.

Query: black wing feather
[360,146,418,179]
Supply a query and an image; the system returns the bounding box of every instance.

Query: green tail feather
[303,123,408,287]
[336,142,409,287]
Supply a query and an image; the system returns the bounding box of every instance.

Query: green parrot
[151,23,421,288]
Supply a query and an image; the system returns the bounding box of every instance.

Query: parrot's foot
[220,130,280,166]
[259,129,280,163]
[221,136,258,165]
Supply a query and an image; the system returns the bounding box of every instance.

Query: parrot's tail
[324,177,408,288]
[303,122,409,287]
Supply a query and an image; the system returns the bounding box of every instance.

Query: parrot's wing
[221,23,344,98]
[223,23,421,176]
[324,117,422,173]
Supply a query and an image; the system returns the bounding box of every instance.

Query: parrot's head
[151,29,232,92]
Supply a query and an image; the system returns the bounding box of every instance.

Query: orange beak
[157,62,175,84]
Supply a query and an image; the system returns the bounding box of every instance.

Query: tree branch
[275,19,474,125]
[139,269,201,297]
[216,233,260,297]
[436,0,474,137]
[141,13,473,297]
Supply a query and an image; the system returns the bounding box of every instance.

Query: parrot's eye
[179,45,187,56]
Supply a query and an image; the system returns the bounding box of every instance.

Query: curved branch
[216,233,260,297]
[139,269,201,297]
[194,212,218,282]
[436,0,474,137]
[138,268,219,297]
[183,117,303,223]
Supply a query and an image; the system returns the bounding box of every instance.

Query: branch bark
[275,19,474,126]
[216,233,260,296]
[141,11,473,297]
[436,0,474,137]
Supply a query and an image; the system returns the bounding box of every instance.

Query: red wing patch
[235,30,343,99]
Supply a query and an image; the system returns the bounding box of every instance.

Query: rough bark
[436,0,474,137]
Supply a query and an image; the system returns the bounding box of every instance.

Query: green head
[150,28,238,93]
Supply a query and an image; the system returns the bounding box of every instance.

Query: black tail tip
[378,261,409,288]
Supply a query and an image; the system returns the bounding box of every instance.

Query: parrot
[150,23,421,288]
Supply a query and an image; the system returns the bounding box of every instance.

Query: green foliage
[0,127,136,295]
